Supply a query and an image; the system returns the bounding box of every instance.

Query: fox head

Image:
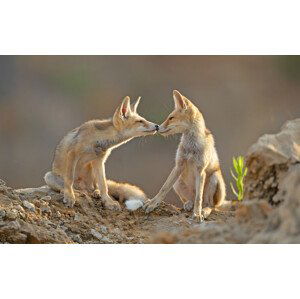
[113,96,159,137]
[158,90,205,136]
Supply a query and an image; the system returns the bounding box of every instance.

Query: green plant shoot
[230,156,248,201]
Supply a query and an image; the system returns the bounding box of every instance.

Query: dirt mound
[0,178,237,244]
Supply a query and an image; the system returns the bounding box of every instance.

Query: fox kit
[144,90,226,222]
[45,96,159,210]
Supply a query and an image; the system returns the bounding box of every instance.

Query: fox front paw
[144,197,162,214]
[92,189,101,199]
[183,200,194,212]
[63,193,76,208]
[192,212,204,223]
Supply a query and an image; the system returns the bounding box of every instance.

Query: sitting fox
[45,96,159,210]
[144,90,226,222]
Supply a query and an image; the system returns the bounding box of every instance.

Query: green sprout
[230,156,248,201]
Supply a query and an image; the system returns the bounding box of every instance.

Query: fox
[144,90,226,222]
[44,96,159,210]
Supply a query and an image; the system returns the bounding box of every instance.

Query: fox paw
[92,189,101,199]
[103,196,121,211]
[192,212,204,223]
[183,200,194,212]
[144,198,162,214]
[63,194,76,208]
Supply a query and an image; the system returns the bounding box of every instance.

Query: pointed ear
[173,90,187,110]
[117,96,131,118]
[131,96,141,113]
[113,96,131,127]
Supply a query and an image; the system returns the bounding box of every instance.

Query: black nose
[155,124,159,131]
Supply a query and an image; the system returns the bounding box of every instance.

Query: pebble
[6,209,18,221]
[0,179,6,185]
[41,196,52,201]
[0,209,6,219]
[56,211,62,218]
[101,236,110,243]
[98,225,108,234]
[41,205,51,214]
[74,213,82,221]
[72,234,83,243]
[91,229,103,241]
[22,200,36,212]
[15,205,25,213]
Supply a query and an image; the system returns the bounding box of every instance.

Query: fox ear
[113,96,131,127]
[119,96,131,118]
[173,90,187,110]
[131,96,141,113]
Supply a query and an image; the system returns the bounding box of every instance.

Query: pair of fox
[44,90,226,222]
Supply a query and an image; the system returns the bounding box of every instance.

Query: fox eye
[169,117,174,121]
[136,120,144,124]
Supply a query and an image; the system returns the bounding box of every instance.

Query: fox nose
[155,124,159,131]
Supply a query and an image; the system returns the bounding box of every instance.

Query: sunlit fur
[145,90,226,222]
[44,96,157,210]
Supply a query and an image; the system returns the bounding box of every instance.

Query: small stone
[41,196,52,201]
[6,209,18,220]
[0,179,6,185]
[15,205,25,213]
[113,228,121,235]
[56,211,61,218]
[41,205,51,214]
[74,213,82,221]
[98,225,108,234]
[72,234,83,243]
[90,229,103,241]
[22,200,36,212]
[0,209,6,219]
[101,236,110,243]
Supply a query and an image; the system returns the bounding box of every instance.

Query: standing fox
[144,90,226,222]
[45,96,159,210]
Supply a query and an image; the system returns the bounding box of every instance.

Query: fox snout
[155,124,159,131]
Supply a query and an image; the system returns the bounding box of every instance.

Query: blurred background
[0,56,299,206]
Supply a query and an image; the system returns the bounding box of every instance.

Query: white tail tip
[125,198,144,211]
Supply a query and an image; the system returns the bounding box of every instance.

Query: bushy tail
[107,180,146,211]
[44,171,64,192]
[44,172,146,211]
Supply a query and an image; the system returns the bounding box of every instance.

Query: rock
[245,118,300,204]
[0,179,6,186]
[251,165,300,243]
[90,229,103,241]
[15,205,25,213]
[6,209,19,221]
[235,200,273,223]
[72,234,83,243]
[41,196,52,201]
[74,213,82,221]
[16,186,52,197]
[40,204,51,214]
[0,209,6,219]
[22,200,36,212]
[98,225,108,235]
[101,236,110,243]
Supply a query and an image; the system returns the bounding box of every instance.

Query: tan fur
[45,96,157,209]
[144,90,226,222]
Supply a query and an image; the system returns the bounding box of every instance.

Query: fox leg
[193,168,206,223]
[91,159,121,211]
[173,178,195,212]
[144,165,183,213]
[63,150,79,208]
